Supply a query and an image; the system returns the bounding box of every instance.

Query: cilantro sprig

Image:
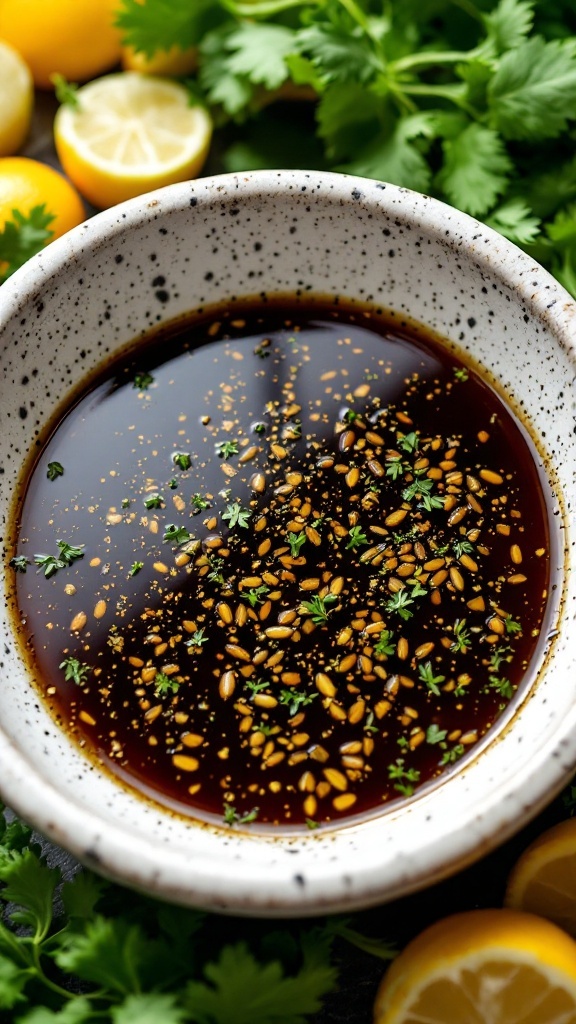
[114,0,576,299]
[0,803,402,1021]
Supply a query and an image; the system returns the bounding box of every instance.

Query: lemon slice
[505,818,576,937]
[0,40,33,156]
[374,909,576,1024]
[53,72,212,209]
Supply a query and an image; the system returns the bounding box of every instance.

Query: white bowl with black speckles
[0,170,575,916]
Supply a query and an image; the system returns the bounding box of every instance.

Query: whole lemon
[0,0,122,90]
[0,157,85,239]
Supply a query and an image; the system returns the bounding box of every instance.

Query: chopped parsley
[222,502,252,529]
[59,657,90,685]
[46,461,64,481]
[216,440,239,460]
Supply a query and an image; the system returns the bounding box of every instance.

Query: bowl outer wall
[0,169,575,916]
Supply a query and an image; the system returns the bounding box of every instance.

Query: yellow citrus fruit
[53,72,213,210]
[121,44,198,77]
[505,818,576,937]
[0,40,34,156]
[0,157,85,237]
[0,0,121,90]
[373,909,576,1024]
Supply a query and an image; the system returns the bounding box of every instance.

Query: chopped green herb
[163,523,192,546]
[133,371,154,390]
[399,432,419,454]
[346,525,369,550]
[440,743,465,765]
[121,497,131,508]
[453,538,475,558]
[287,531,307,557]
[129,561,144,576]
[59,657,90,685]
[306,817,320,829]
[9,554,30,572]
[191,493,211,512]
[223,803,259,826]
[386,456,405,481]
[206,555,225,584]
[186,628,208,648]
[373,630,395,658]
[144,493,164,509]
[454,367,469,382]
[385,589,415,621]
[154,672,180,697]
[299,593,338,624]
[505,615,522,635]
[46,461,64,481]
[34,540,84,579]
[488,674,514,699]
[278,689,318,717]
[241,584,269,608]
[245,679,270,696]
[168,477,178,489]
[387,758,421,797]
[418,661,446,697]
[216,440,239,460]
[426,724,448,745]
[172,451,192,470]
[222,501,252,529]
[450,618,472,653]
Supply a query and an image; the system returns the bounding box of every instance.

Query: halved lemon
[53,72,212,209]
[0,40,34,156]
[373,909,576,1023]
[505,818,576,937]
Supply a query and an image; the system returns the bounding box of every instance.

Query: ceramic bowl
[0,170,575,916]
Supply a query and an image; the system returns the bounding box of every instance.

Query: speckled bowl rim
[0,170,575,916]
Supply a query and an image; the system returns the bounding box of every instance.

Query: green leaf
[296,22,379,85]
[0,849,59,942]
[55,916,150,995]
[225,23,295,91]
[341,112,437,193]
[16,998,95,1024]
[112,993,187,1024]
[485,198,541,244]
[61,870,106,920]
[199,28,256,119]
[0,205,55,284]
[0,956,32,1010]
[184,941,335,1024]
[488,36,576,140]
[115,0,225,56]
[316,82,380,162]
[483,0,535,54]
[436,123,512,217]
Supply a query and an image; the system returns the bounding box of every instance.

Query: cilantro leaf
[437,123,512,218]
[341,113,437,193]
[61,871,106,921]
[112,993,186,1024]
[0,956,31,1011]
[486,198,541,244]
[0,848,59,942]
[115,0,224,57]
[16,998,95,1023]
[483,0,535,55]
[55,915,150,995]
[183,941,335,1024]
[0,206,56,283]
[488,36,576,140]
[200,27,256,119]
[297,21,379,86]
[225,23,295,91]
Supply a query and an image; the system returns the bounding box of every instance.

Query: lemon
[0,157,85,237]
[505,818,576,937]
[121,44,198,77]
[0,0,121,90]
[373,909,576,1024]
[53,73,213,210]
[0,40,33,156]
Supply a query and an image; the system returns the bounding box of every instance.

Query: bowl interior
[0,170,575,915]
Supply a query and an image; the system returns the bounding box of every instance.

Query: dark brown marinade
[10,300,551,828]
